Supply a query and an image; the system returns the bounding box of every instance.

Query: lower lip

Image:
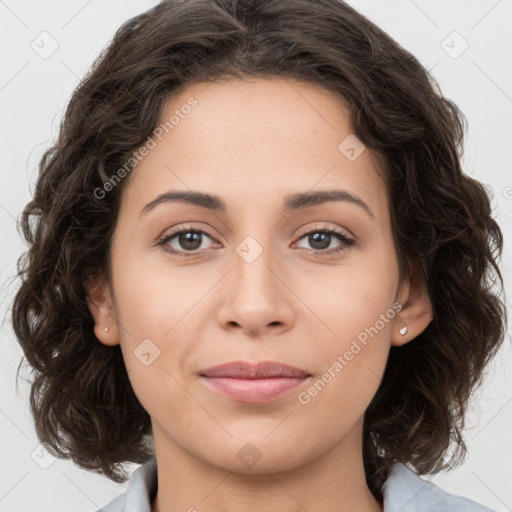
[200,376,310,403]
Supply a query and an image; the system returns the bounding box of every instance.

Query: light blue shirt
[96,458,497,512]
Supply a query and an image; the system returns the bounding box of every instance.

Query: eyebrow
[140,189,374,220]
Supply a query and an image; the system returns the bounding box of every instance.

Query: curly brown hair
[10,0,507,500]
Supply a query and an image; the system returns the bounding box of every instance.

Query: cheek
[292,251,398,347]
[293,253,397,406]
[111,239,211,337]
[297,308,392,434]
[109,245,217,409]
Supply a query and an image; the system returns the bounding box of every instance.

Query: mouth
[199,360,311,403]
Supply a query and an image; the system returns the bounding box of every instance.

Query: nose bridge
[233,232,279,300]
[228,203,280,280]
[217,229,293,334]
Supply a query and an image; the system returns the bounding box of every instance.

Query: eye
[294,227,355,255]
[158,225,218,256]
[157,225,356,257]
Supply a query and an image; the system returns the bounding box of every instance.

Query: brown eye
[175,231,203,251]
[159,227,216,255]
[295,229,355,255]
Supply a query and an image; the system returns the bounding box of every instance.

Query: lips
[200,360,310,379]
[199,360,311,403]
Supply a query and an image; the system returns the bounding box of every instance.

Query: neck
[151,417,383,512]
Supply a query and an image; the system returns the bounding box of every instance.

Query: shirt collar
[381,462,496,511]
[112,457,495,512]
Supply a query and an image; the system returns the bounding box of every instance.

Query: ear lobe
[391,259,433,347]
[84,273,119,346]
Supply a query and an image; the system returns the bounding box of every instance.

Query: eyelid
[157,222,356,255]
[158,223,218,242]
[294,222,353,240]
[157,224,218,248]
[292,223,357,254]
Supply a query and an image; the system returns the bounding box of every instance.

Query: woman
[11,0,507,511]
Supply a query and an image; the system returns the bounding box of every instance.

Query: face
[87,77,431,475]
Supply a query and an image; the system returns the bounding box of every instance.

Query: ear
[391,258,433,347]
[83,272,119,346]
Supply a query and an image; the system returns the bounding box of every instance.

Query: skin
[86,77,433,512]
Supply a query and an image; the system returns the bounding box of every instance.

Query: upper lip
[200,360,310,379]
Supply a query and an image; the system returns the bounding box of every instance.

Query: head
[12,0,507,499]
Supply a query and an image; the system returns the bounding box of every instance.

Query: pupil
[180,232,201,250]
[310,232,330,250]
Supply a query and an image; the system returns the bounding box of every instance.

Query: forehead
[121,78,389,228]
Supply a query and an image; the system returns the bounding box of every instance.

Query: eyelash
[157,224,356,258]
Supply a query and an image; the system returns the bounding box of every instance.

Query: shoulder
[95,493,126,512]
[93,458,158,512]
[94,458,497,512]
[382,462,498,512]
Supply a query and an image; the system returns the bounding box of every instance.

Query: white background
[0,1,511,511]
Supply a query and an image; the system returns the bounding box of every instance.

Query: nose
[216,236,294,337]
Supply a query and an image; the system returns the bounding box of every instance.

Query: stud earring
[104,326,109,332]
[399,326,407,336]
